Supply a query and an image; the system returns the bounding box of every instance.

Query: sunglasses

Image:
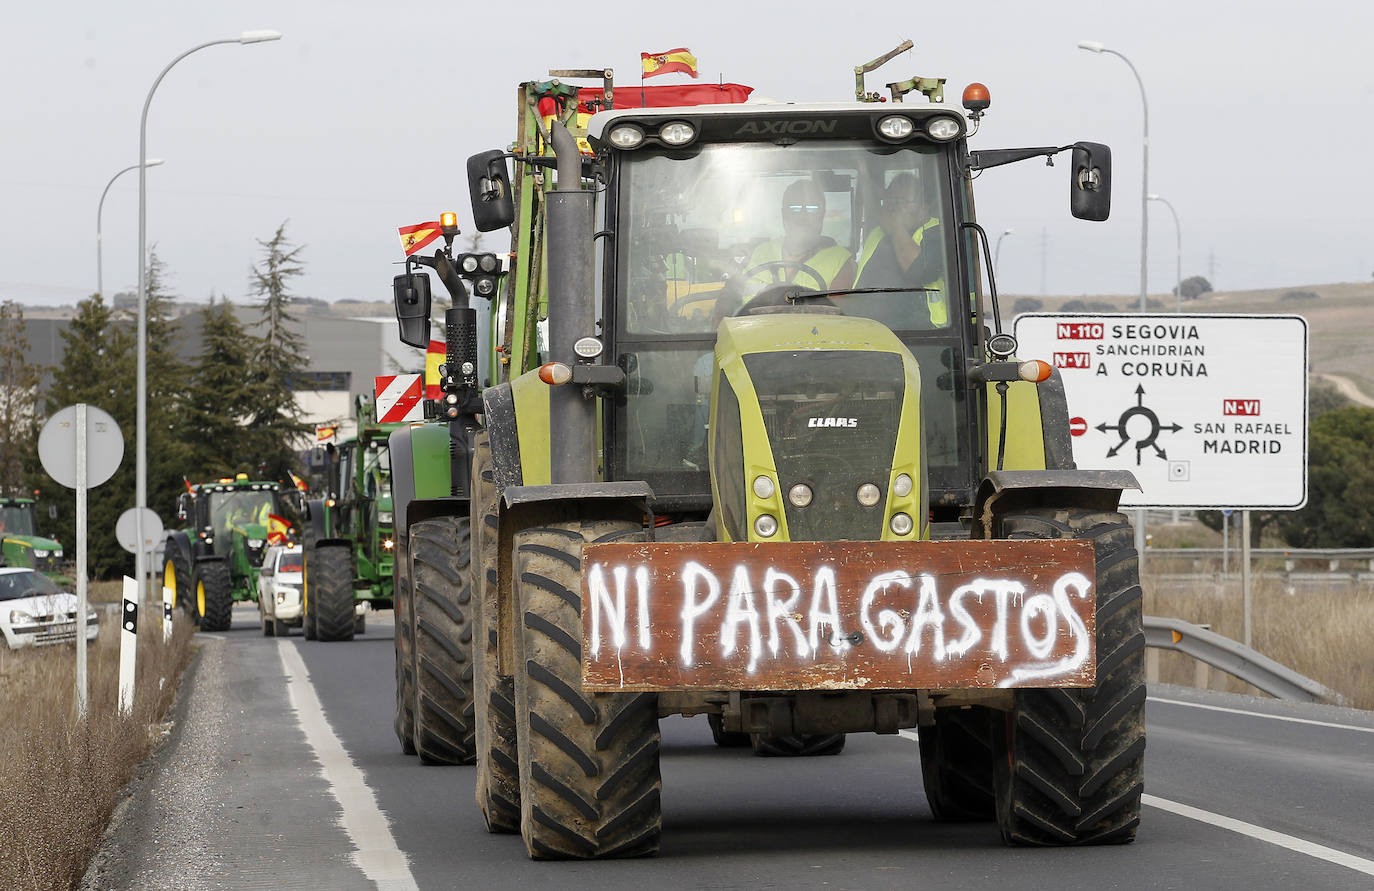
[784,204,823,215]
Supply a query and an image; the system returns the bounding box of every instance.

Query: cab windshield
[0,504,35,537]
[209,491,276,536]
[363,443,391,499]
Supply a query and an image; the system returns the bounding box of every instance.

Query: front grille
[742,350,905,541]
[36,554,62,573]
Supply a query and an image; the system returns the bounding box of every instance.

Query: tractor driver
[852,173,948,328]
[744,179,855,294]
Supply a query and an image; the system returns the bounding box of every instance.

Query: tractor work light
[473,276,497,297]
[1018,359,1054,383]
[752,475,775,499]
[893,473,913,498]
[478,253,498,273]
[877,115,914,140]
[925,116,961,141]
[461,255,479,273]
[890,512,914,536]
[857,483,881,507]
[659,121,696,146]
[538,362,573,385]
[608,124,645,149]
[573,337,604,359]
[754,514,778,538]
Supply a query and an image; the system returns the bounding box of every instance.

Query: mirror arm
[959,221,1003,336]
[968,144,1074,172]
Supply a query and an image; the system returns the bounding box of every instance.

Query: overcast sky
[3,0,1371,309]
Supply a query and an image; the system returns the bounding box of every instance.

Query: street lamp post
[1078,41,1149,313]
[97,159,163,299]
[135,30,281,604]
[1149,193,1182,313]
[993,228,1014,286]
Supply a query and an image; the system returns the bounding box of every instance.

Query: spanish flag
[641,48,698,79]
[424,339,445,399]
[267,514,291,546]
[398,221,442,257]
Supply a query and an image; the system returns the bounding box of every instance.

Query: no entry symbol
[1069,417,1088,437]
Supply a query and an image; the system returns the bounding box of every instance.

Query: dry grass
[0,610,192,891]
[1144,573,1374,710]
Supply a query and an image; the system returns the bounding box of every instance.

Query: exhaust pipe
[545,120,596,484]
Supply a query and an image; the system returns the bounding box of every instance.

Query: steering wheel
[740,259,829,291]
[666,289,723,317]
[735,261,841,316]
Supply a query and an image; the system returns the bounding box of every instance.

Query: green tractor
[162,475,294,631]
[388,50,1145,858]
[299,396,402,642]
[0,497,71,586]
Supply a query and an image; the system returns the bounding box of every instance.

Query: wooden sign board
[581,540,1097,691]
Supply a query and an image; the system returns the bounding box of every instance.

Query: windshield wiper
[782,285,940,302]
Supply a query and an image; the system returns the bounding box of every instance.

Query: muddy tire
[750,733,846,757]
[513,520,662,860]
[707,714,750,748]
[411,517,475,765]
[919,707,996,821]
[196,561,233,632]
[311,545,356,642]
[993,508,1146,846]
[471,432,520,831]
[161,542,198,626]
[394,534,417,756]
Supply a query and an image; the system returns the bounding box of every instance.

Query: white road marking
[897,729,920,742]
[278,641,419,891]
[1142,794,1374,877]
[1148,696,1374,734]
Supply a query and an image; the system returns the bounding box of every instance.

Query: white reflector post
[120,576,139,715]
[163,585,174,644]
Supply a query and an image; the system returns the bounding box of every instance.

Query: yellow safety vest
[855,218,947,326]
[746,239,851,291]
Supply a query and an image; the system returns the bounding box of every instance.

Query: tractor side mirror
[48,504,58,520]
[176,493,189,522]
[393,271,432,348]
[467,150,515,232]
[1070,142,1111,222]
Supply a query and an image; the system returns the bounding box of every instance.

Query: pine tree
[247,221,309,480]
[179,296,261,478]
[0,300,39,496]
[141,247,191,523]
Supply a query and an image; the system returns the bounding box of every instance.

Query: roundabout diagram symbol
[1095,384,1182,465]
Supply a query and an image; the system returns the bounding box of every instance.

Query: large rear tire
[471,431,520,831]
[919,707,996,821]
[394,534,417,756]
[161,542,198,626]
[993,508,1146,846]
[195,561,233,632]
[412,517,476,765]
[311,545,356,642]
[513,520,662,860]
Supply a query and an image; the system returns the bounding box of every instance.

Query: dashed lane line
[1148,695,1374,734]
[278,640,419,891]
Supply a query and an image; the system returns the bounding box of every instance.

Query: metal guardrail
[1143,615,1345,705]
[1149,547,1374,566]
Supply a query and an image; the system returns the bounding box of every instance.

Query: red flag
[641,48,699,79]
[398,221,442,256]
[579,82,752,112]
[425,339,445,399]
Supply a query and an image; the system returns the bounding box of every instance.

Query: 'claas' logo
[1223,399,1261,416]
[1053,352,1092,369]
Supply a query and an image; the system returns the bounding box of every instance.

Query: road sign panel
[374,374,424,424]
[37,404,124,489]
[1014,314,1307,509]
[116,507,163,555]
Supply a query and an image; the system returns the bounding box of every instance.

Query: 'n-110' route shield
[579,540,1097,691]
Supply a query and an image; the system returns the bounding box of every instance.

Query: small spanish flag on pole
[398,221,443,256]
[641,48,699,79]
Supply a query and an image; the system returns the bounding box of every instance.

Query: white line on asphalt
[278,641,419,891]
[897,729,920,742]
[1142,794,1374,877]
[1148,696,1374,734]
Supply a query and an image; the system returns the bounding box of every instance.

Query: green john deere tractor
[0,497,71,585]
[162,475,294,631]
[386,48,1145,858]
[299,395,403,642]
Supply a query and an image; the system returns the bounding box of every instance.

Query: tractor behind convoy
[162,474,295,632]
[298,395,401,641]
[385,45,1145,858]
[0,496,71,585]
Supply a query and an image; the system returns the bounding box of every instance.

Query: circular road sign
[1069,416,1088,437]
[37,405,124,489]
[116,507,163,555]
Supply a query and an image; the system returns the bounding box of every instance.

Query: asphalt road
[93,603,1374,890]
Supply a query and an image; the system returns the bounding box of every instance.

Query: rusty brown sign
[579,540,1097,691]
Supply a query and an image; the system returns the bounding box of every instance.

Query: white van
[257,545,303,637]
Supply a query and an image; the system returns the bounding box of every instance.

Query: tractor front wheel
[161,543,198,627]
[195,561,233,632]
[394,534,417,756]
[311,545,356,642]
[411,517,475,765]
[992,508,1146,846]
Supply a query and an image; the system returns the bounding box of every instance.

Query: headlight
[893,474,914,498]
[877,115,914,140]
[383,538,394,550]
[752,475,775,499]
[33,549,50,558]
[788,484,813,508]
[461,254,479,273]
[608,124,645,149]
[890,513,914,536]
[754,514,778,538]
[925,116,961,141]
[9,610,33,625]
[248,539,265,548]
[857,483,882,507]
[54,550,63,558]
[659,121,696,146]
[378,511,393,525]
[478,253,498,273]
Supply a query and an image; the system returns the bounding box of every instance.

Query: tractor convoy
[0,496,70,585]
[380,44,1146,860]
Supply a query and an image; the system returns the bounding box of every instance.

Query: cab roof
[586,100,961,142]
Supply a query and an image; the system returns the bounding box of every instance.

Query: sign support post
[76,404,88,719]
[1241,510,1253,648]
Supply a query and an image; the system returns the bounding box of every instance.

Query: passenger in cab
[853,173,948,328]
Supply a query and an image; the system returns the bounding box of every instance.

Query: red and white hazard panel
[374,374,424,423]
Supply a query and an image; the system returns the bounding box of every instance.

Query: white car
[0,567,100,650]
[257,545,303,637]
